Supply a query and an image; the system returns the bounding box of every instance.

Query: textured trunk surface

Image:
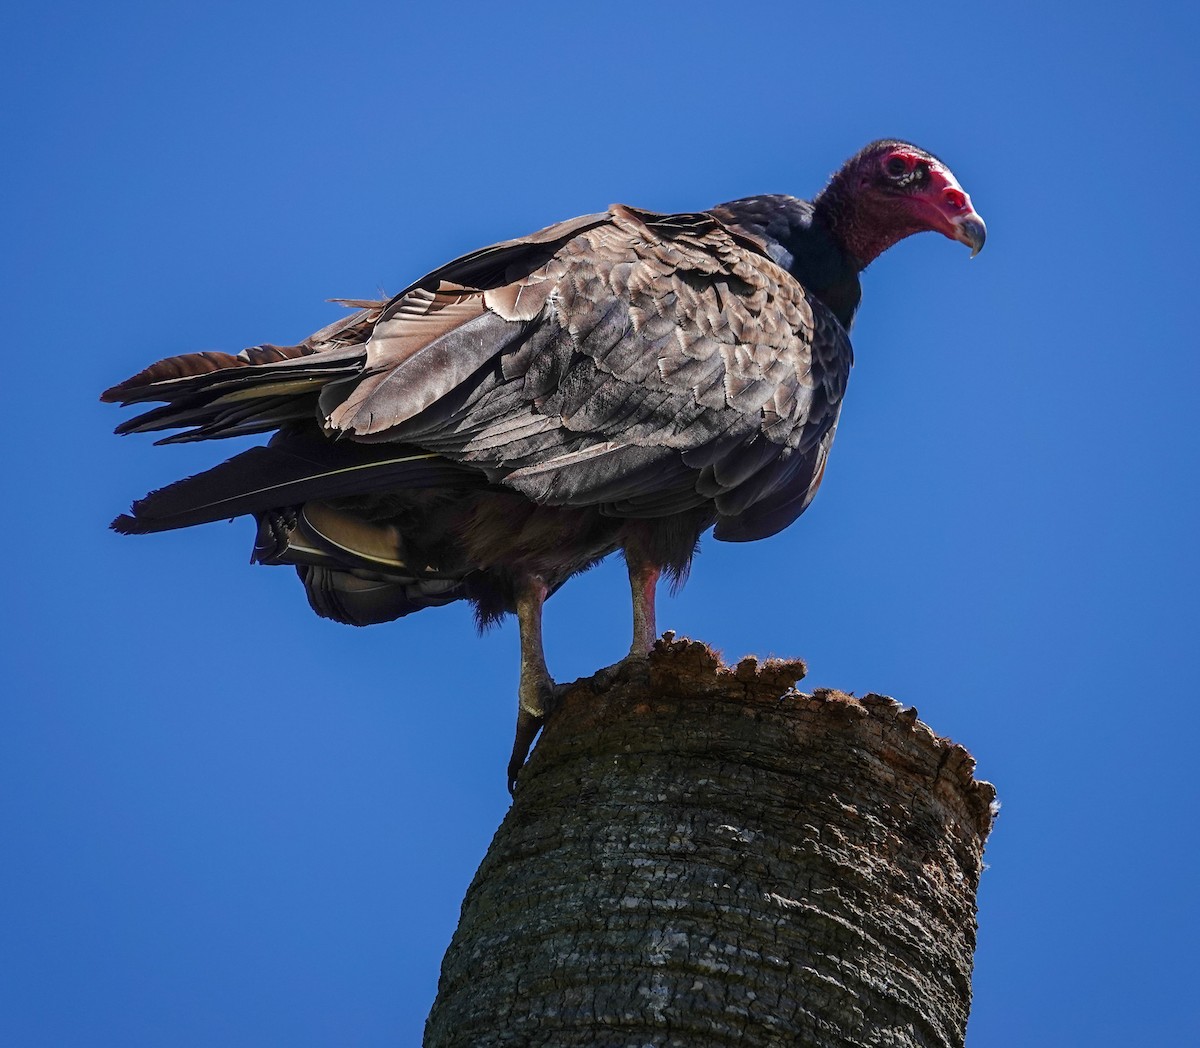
[425,636,996,1048]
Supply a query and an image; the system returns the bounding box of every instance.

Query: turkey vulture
[103,139,985,790]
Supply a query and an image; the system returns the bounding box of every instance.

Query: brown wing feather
[106,203,850,540]
[311,203,851,536]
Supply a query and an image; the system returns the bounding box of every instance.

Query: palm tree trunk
[425,636,996,1048]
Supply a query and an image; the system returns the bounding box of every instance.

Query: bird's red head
[816,140,986,268]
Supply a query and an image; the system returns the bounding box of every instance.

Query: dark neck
[813,174,921,269]
[710,194,863,329]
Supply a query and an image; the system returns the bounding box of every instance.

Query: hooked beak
[952,212,987,258]
[924,167,986,258]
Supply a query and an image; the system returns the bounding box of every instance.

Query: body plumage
[104,140,985,788]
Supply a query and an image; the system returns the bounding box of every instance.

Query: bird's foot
[591,650,652,691]
[252,507,299,564]
[507,675,564,794]
[268,507,298,542]
[506,708,543,795]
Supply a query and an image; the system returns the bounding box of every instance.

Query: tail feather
[100,350,250,404]
[298,565,463,626]
[101,303,384,407]
[111,431,480,535]
[154,402,319,445]
[115,390,321,441]
[105,349,361,409]
[105,342,368,441]
[100,343,321,405]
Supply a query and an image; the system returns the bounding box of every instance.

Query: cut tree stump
[425,635,996,1048]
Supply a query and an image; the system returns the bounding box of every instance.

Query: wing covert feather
[318,203,851,536]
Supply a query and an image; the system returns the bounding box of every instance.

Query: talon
[252,507,301,564]
[509,574,554,793]
[507,706,545,793]
[592,650,650,690]
[506,676,567,792]
[270,507,298,543]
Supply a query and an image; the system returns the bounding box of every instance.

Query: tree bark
[425,636,996,1048]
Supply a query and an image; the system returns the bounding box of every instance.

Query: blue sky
[4,2,1198,1044]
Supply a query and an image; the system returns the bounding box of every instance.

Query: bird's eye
[885,156,910,177]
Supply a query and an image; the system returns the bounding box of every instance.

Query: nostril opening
[943,188,967,210]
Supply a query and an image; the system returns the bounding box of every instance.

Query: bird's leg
[591,546,662,692]
[507,574,554,792]
[626,545,661,657]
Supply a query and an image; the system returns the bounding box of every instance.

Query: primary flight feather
[103,139,985,790]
